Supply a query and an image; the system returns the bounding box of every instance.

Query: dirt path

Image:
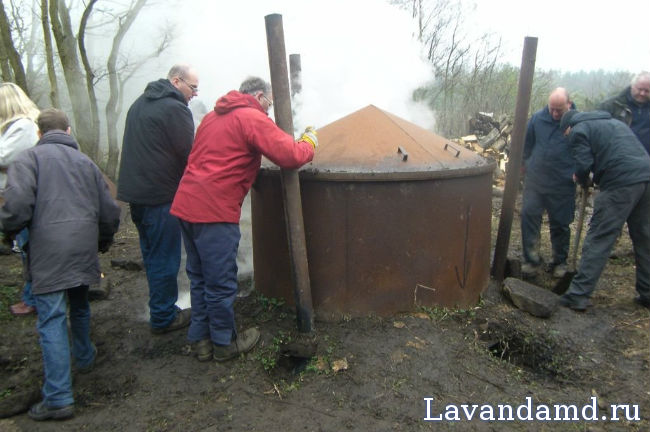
[1,194,648,431]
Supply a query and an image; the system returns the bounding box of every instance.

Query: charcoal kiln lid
[262,105,495,181]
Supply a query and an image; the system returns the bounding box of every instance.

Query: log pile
[455,112,513,176]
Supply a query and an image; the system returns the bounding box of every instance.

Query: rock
[110,259,143,271]
[503,277,559,318]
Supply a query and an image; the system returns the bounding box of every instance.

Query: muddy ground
[0,190,648,432]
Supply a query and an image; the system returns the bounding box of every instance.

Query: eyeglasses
[261,94,273,107]
[179,77,198,93]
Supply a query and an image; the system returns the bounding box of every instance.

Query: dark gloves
[98,237,114,253]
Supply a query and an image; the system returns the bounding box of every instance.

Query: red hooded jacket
[170,91,314,223]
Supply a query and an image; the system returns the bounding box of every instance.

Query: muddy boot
[28,401,75,421]
[213,328,260,362]
[634,296,650,309]
[521,262,541,278]
[552,263,568,278]
[9,301,36,316]
[150,308,192,335]
[192,339,213,362]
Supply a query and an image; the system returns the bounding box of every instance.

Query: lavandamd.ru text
[423,396,640,422]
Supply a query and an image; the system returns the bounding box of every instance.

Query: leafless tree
[0,0,173,178]
[40,0,59,107]
[0,0,28,91]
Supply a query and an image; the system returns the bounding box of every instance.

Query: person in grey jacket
[598,72,650,154]
[558,110,650,311]
[0,109,121,421]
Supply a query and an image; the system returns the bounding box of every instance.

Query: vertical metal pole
[265,14,314,333]
[289,54,302,97]
[491,36,538,284]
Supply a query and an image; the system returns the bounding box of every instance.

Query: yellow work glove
[300,126,318,149]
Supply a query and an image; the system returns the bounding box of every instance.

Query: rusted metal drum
[252,105,495,319]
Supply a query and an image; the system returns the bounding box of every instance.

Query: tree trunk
[0,0,28,92]
[0,31,13,80]
[48,0,96,161]
[105,0,148,180]
[40,0,59,107]
[78,0,100,164]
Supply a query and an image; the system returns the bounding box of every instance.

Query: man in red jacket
[170,77,317,361]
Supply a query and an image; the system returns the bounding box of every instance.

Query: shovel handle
[570,186,589,271]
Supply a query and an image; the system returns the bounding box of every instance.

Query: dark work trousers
[130,203,182,329]
[564,182,650,306]
[179,221,240,346]
[521,187,576,266]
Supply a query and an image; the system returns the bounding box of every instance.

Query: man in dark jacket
[117,64,197,333]
[558,110,650,311]
[598,71,650,154]
[0,108,121,420]
[521,88,576,278]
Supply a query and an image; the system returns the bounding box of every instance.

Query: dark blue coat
[565,111,650,190]
[523,106,575,194]
[117,79,194,206]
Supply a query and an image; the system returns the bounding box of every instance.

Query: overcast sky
[134,0,649,130]
[473,0,650,72]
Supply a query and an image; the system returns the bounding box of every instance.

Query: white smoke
[165,0,435,130]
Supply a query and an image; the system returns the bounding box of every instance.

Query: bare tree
[0,0,28,91]
[40,0,59,107]
[0,0,173,174]
[105,0,169,179]
[48,0,96,157]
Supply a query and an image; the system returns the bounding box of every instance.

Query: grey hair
[239,76,271,95]
[167,64,192,80]
[631,71,650,86]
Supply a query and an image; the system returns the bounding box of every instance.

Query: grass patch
[418,304,478,322]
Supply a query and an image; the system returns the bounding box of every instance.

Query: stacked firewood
[455,112,513,176]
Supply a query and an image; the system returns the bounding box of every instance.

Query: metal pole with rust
[289,54,302,97]
[491,36,538,284]
[265,14,314,333]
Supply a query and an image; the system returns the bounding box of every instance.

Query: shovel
[552,185,589,294]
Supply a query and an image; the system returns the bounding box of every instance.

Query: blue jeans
[180,221,240,346]
[16,228,35,307]
[565,183,650,306]
[521,187,575,265]
[130,203,181,329]
[34,286,94,408]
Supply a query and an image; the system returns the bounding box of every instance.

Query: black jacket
[565,111,650,190]
[117,79,194,205]
[599,86,650,154]
[0,130,121,294]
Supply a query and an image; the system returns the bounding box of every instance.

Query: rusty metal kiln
[252,105,495,318]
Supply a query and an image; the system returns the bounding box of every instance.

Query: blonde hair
[0,83,40,132]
